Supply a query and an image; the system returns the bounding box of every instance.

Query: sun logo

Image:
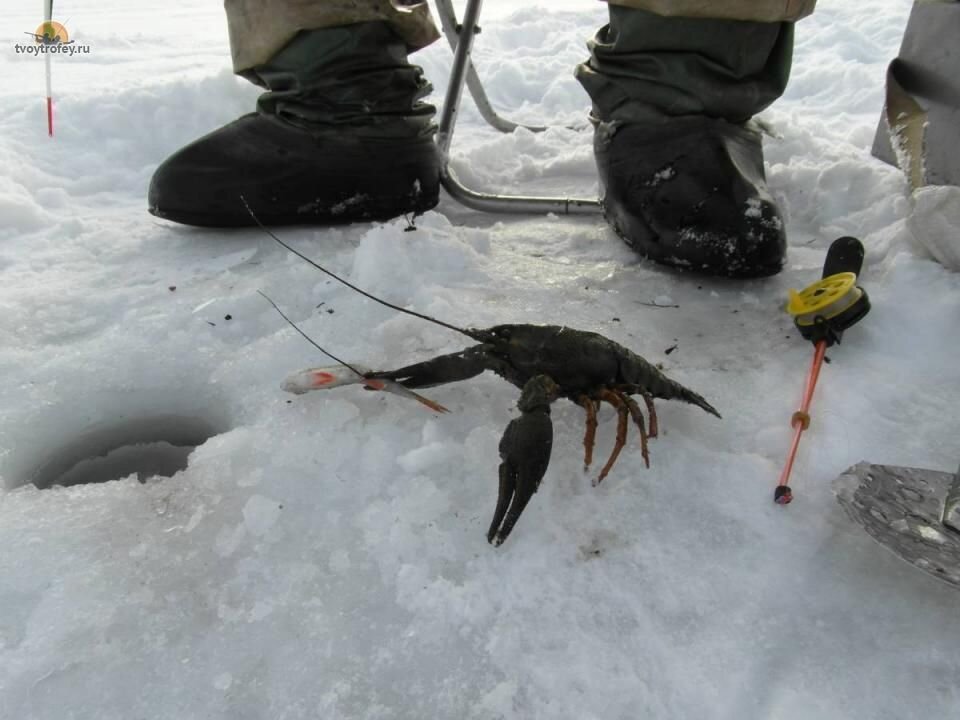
[32,21,70,45]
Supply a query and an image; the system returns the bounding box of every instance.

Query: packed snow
[2,1,960,718]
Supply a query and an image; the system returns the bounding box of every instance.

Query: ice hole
[25,415,222,490]
[47,441,195,488]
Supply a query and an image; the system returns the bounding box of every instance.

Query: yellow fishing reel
[787,272,870,346]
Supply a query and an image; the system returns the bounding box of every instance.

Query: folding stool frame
[432,0,603,215]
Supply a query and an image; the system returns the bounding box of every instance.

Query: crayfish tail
[681,388,722,419]
[621,352,720,419]
[695,395,722,419]
[648,375,721,419]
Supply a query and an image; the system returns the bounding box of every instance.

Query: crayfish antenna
[242,196,479,343]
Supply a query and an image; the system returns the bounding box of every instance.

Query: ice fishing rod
[774,237,871,505]
[43,0,54,136]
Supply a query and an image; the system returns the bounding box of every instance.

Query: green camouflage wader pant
[225,0,817,72]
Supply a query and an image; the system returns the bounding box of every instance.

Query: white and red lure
[282,365,449,414]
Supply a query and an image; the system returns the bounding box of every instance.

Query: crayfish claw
[487,375,556,546]
[487,463,515,545]
[488,463,538,546]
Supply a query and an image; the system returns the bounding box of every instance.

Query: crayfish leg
[577,395,599,470]
[641,392,659,438]
[595,390,630,486]
[622,395,650,469]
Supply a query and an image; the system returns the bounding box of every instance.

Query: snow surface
[2,1,960,718]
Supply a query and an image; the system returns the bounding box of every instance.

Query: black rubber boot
[148,22,439,227]
[576,8,794,277]
[595,118,785,277]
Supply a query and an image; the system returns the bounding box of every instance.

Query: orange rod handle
[777,340,828,491]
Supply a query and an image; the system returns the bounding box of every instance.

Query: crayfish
[253,209,721,546]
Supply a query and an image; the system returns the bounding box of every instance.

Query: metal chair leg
[434,0,603,216]
[434,0,545,134]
